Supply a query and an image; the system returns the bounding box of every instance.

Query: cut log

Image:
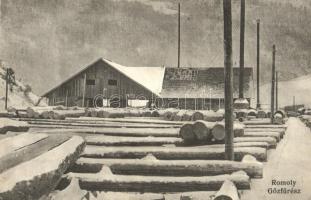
[26,106,60,118]
[273,113,284,125]
[193,120,215,141]
[73,156,263,178]
[244,128,285,138]
[85,135,183,146]
[52,110,86,120]
[151,110,160,117]
[82,146,267,161]
[243,132,281,142]
[212,122,225,141]
[0,136,85,200]
[0,134,70,173]
[256,110,267,118]
[161,109,179,121]
[64,170,250,192]
[275,110,286,118]
[66,117,184,125]
[203,111,224,122]
[0,118,29,134]
[234,137,277,148]
[191,111,204,121]
[202,142,269,149]
[141,110,152,117]
[80,191,165,200]
[173,110,187,121]
[245,124,287,129]
[182,110,195,121]
[26,120,180,128]
[179,123,196,144]
[83,127,180,137]
[0,133,48,158]
[212,122,245,141]
[214,180,239,200]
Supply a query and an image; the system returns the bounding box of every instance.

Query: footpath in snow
[242,117,311,200]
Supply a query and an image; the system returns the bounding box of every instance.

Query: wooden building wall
[45,60,154,107]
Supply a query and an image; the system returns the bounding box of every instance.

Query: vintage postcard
[0,0,310,200]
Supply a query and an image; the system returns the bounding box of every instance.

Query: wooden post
[275,71,278,111]
[184,96,187,110]
[65,89,68,107]
[219,98,221,110]
[209,89,212,110]
[177,3,181,68]
[239,0,245,99]
[5,68,9,110]
[270,45,276,124]
[223,0,234,160]
[82,73,87,107]
[293,96,296,112]
[256,19,260,109]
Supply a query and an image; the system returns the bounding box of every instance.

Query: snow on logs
[85,135,183,146]
[84,135,274,149]
[159,109,224,122]
[26,106,86,119]
[180,121,245,144]
[214,179,239,200]
[73,154,263,178]
[0,136,85,200]
[0,118,29,134]
[243,132,282,142]
[64,168,250,192]
[0,134,71,173]
[82,146,267,162]
[211,122,245,141]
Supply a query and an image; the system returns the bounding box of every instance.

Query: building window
[86,79,95,85]
[108,79,118,86]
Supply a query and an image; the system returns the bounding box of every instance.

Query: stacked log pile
[180,120,245,144]
[4,109,289,200]
[0,118,29,134]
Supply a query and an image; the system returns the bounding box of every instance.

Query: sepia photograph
[0,0,310,199]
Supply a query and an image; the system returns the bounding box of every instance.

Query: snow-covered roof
[43,58,166,97]
[102,58,165,96]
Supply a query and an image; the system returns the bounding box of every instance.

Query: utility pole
[293,96,296,112]
[82,73,86,107]
[5,68,9,110]
[256,19,260,109]
[177,3,181,68]
[239,0,245,98]
[275,71,278,111]
[270,45,276,124]
[223,0,234,161]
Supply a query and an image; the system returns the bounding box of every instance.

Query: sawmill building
[43,58,253,110]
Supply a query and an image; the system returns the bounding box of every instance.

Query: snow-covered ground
[242,118,311,200]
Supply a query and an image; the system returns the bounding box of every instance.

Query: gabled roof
[42,58,165,97]
[102,59,165,96]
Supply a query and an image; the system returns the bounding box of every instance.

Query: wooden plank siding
[45,60,154,107]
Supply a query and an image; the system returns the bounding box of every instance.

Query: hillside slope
[0,67,46,111]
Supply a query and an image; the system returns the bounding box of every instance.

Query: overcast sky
[0,0,310,95]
